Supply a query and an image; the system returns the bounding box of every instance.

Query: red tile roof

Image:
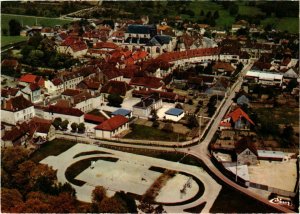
[94,115,128,131]
[52,78,63,86]
[2,95,33,112]
[130,76,163,89]
[1,59,19,68]
[213,62,235,73]
[94,42,119,50]
[62,89,81,97]
[156,47,220,62]
[1,87,20,98]
[100,80,131,96]
[47,105,84,117]
[19,74,44,87]
[29,83,40,91]
[70,40,88,52]
[225,107,254,125]
[84,114,106,124]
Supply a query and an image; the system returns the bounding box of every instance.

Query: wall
[1,106,35,125]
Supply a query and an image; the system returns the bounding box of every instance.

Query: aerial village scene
[0,1,299,213]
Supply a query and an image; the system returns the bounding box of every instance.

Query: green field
[1,13,72,30]
[1,35,28,47]
[124,124,186,142]
[261,17,299,34]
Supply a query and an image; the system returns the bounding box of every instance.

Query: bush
[162,123,173,133]
[60,120,69,130]
[52,118,62,130]
[152,121,159,128]
[107,94,123,107]
[71,123,78,133]
[78,123,85,133]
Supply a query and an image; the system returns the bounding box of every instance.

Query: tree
[92,186,107,204]
[60,120,69,130]
[52,118,62,130]
[2,28,8,36]
[1,188,23,212]
[152,121,159,128]
[286,79,298,91]
[150,109,158,121]
[187,115,199,129]
[200,10,204,16]
[213,11,219,19]
[8,19,21,36]
[99,196,127,213]
[77,123,85,133]
[71,122,78,132]
[206,11,212,19]
[1,147,30,174]
[282,125,294,141]
[229,4,239,16]
[28,33,43,48]
[114,191,137,213]
[107,94,123,107]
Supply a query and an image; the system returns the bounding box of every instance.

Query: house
[19,83,42,103]
[164,108,185,121]
[61,89,100,113]
[1,59,20,71]
[237,95,250,107]
[235,137,258,165]
[100,80,132,98]
[18,74,45,88]
[29,117,56,143]
[132,94,162,118]
[245,70,283,86]
[1,117,55,147]
[1,95,35,125]
[257,150,289,162]
[220,107,254,130]
[57,37,88,58]
[44,78,64,95]
[42,105,84,126]
[111,109,132,118]
[206,78,230,96]
[130,76,164,90]
[1,122,34,147]
[94,115,129,139]
[76,78,102,95]
[282,68,299,81]
[231,20,248,33]
[1,87,20,101]
[213,62,235,76]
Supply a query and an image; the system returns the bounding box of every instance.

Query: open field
[1,35,28,47]
[1,14,72,31]
[248,160,297,192]
[261,17,299,34]
[124,124,186,142]
[254,107,299,126]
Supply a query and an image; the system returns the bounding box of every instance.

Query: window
[156,47,160,53]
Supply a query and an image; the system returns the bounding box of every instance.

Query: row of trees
[52,118,86,133]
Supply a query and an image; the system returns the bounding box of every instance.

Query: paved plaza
[40,143,221,213]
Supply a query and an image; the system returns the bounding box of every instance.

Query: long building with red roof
[94,115,129,139]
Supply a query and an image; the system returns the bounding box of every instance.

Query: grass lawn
[238,5,265,16]
[1,14,72,30]
[261,17,299,34]
[254,107,299,125]
[1,35,28,47]
[124,124,186,142]
[30,138,77,163]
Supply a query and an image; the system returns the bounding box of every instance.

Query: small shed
[164,108,185,121]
